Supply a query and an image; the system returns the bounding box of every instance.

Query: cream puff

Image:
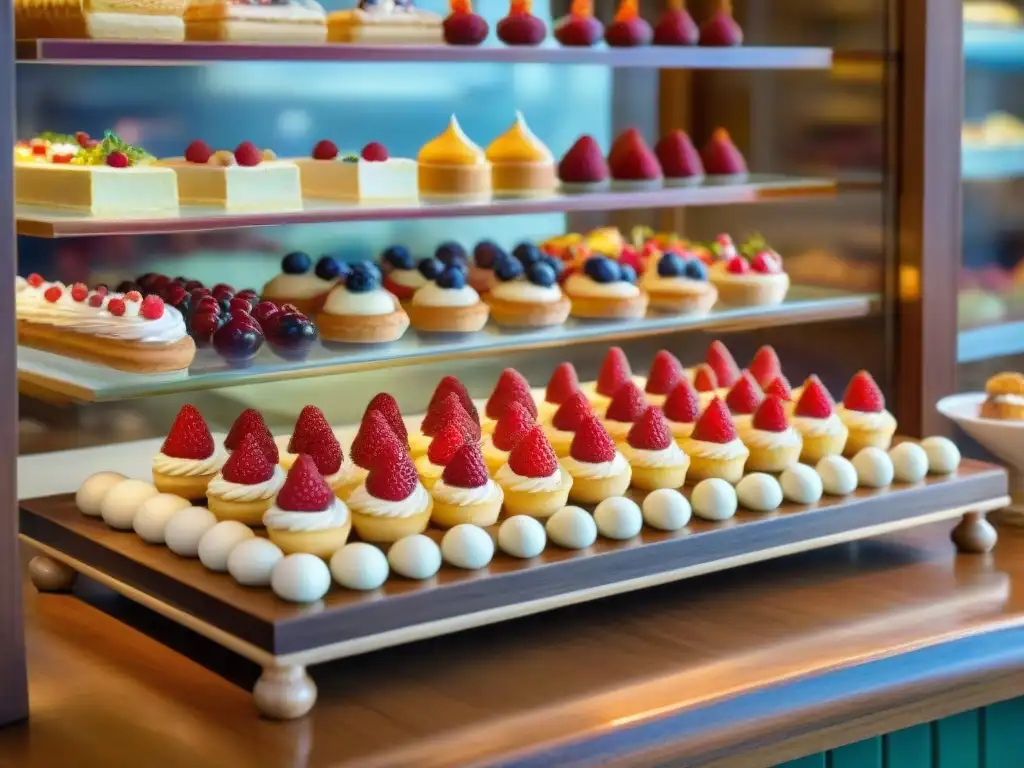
[408,266,489,333]
[485,254,571,328]
[981,371,1024,421]
[315,262,409,343]
[562,415,632,504]
[483,401,536,475]
[602,380,649,444]
[837,370,898,455]
[415,424,465,490]
[792,375,849,464]
[539,362,581,423]
[430,443,504,529]
[263,456,352,559]
[566,256,648,319]
[642,251,717,314]
[662,378,702,443]
[544,390,595,458]
[682,398,750,485]
[495,426,573,519]
[643,349,685,407]
[347,445,433,543]
[152,405,224,500]
[621,406,689,492]
[262,252,339,316]
[206,432,286,526]
[742,395,802,473]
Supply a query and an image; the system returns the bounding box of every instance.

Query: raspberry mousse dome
[558,135,610,192]
[655,129,705,185]
[702,128,748,179]
[485,112,556,197]
[653,0,698,46]
[700,0,743,47]
[497,0,547,46]
[444,0,489,46]
[554,0,603,47]
[605,0,653,47]
[608,128,664,190]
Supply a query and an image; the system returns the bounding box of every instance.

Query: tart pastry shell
[267,522,352,559]
[646,284,718,314]
[980,398,1024,421]
[485,294,571,328]
[499,472,573,519]
[430,494,503,529]
[711,272,790,307]
[568,291,649,319]
[630,461,689,492]
[565,467,632,505]
[744,442,802,474]
[16,0,187,40]
[491,163,558,198]
[18,320,196,373]
[682,443,749,485]
[418,163,491,201]
[207,494,273,527]
[407,301,490,334]
[350,504,431,544]
[315,307,410,343]
[843,423,897,457]
[797,428,849,465]
[152,470,215,501]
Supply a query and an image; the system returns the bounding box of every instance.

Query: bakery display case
[2,0,1008,735]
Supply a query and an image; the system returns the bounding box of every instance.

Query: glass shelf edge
[957,320,1024,364]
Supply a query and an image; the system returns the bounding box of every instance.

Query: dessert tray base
[20,459,1009,720]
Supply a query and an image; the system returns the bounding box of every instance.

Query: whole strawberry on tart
[602,380,649,443]
[263,456,352,559]
[562,414,631,503]
[791,375,849,464]
[483,368,538,433]
[408,376,480,456]
[742,394,802,473]
[495,426,573,518]
[622,405,689,491]
[483,401,536,475]
[539,362,581,423]
[416,424,466,490]
[430,443,505,528]
[352,409,408,469]
[764,374,795,414]
[704,339,741,394]
[607,127,663,191]
[837,370,897,455]
[306,428,364,501]
[644,350,685,407]
[348,442,433,543]
[582,346,644,411]
[206,432,286,526]
[364,392,410,448]
[681,397,749,484]
[558,134,610,193]
[724,370,765,432]
[662,378,702,442]
[152,404,224,499]
[543,390,595,458]
[691,363,722,408]
[224,408,277,461]
[278,405,335,470]
[709,234,790,307]
[748,345,783,389]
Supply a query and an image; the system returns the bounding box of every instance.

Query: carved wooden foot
[952,512,998,554]
[253,666,317,720]
[28,555,77,592]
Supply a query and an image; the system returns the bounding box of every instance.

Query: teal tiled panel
[982,698,1024,768]
[831,737,883,768]
[935,710,980,768]
[777,755,825,768]
[884,724,933,768]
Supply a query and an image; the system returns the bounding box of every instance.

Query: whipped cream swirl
[348,481,431,518]
[836,406,897,432]
[621,442,686,468]
[432,478,503,506]
[153,452,224,477]
[560,451,628,479]
[684,438,749,460]
[207,465,285,501]
[792,413,847,437]
[495,463,565,492]
[263,499,351,532]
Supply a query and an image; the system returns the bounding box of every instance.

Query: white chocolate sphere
[164,506,218,557]
[76,472,127,517]
[271,554,331,603]
[691,479,737,521]
[921,436,961,474]
[546,506,597,549]
[593,497,643,540]
[780,464,823,505]
[133,493,192,544]
[198,521,255,572]
[441,525,495,570]
[228,538,284,587]
[330,543,389,590]
[642,489,691,531]
[736,473,784,512]
[99,479,160,530]
[852,447,894,489]
[890,442,929,484]
[388,535,442,580]
[497,515,547,559]
[816,455,858,496]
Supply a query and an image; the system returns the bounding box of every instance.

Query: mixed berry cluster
[722,234,784,276]
[29,273,166,320]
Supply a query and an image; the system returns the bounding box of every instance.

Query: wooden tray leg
[952,511,998,554]
[253,665,317,720]
[27,554,77,592]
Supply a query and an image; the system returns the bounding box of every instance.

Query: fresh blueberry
[542,255,566,278]
[282,251,311,275]
[583,256,620,284]
[512,242,542,267]
[436,266,467,290]
[355,260,382,281]
[494,255,525,282]
[269,313,319,360]
[683,259,708,281]
[473,240,506,269]
[418,257,443,280]
[657,252,685,278]
[381,245,414,270]
[435,241,467,265]
[315,256,345,281]
[619,265,637,284]
[346,264,379,293]
[527,262,557,288]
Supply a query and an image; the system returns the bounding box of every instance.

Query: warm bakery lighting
[614,0,640,22]
[570,0,593,15]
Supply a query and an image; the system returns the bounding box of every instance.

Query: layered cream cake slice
[161,139,302,209]
[327,0,442,44]
[14,130,179,214]
[295,139,417,201]
[184,0,327,42]
[14,0,187,41]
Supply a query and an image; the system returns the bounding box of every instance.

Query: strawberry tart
[224,408,276,457]
[582,346,639,411]
[348,443,432,543]
[539,362,581,423]
[483,402,536,475]
[641,250,716,314]
[261,252,340,317]
[483,368,537,434]
[410,377,480,456]
[748,345,783,390]
[430,443,504,528]
[605,0,653,46]
[622,406,689,491]
[644,350,685,407]
[544,390,594,458]
[295,139,417,202]
[710,236,790,307]
[692,363,723,408]
[701,128,747,179]
[206,432,286,526]
[565,255,647,319]
[408,265,489,333]
[837,370,897,455]
[654,129,704,184]
[724,370,764,432]
[306,429,364,501]
[608,128,663,191]
[562,415,631,504]
[682,398,749,484]
[792,375,849,464]
[742,395,802,473]
[496,426,572,518]
[662,378,702,442]
[263,456,352,558]
[558,135,610,193]
[415,424,465,490]
[279,405,334,470]
[316,261,410,343]
[152,405,224,499]
[602,380,649,443]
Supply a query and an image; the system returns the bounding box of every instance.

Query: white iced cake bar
[296,140,418,201]
[328,0,442,44]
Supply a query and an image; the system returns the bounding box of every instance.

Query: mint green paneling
[935,710,980,768]
[982,697,1024,768]
[777,755,825,768]
[831,737,883,768]
[884,724,933,768]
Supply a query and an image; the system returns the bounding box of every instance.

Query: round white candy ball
[691,479,737,521]
[852,447,894,489]
[388,535,442,580]
[890,442,929,484]
[228,538,284,587]
[593,497,643,540]
[198,521,255,572]
[816,455,858,496]
[132,493,192,544]
[497,515,547,558]
[99,479,160,530]
[546,506,598,550]
[330,543,389,590]
[736,473,784,512]
[780,464,823,505]
[164,506,218,557]
[76,472,127,517]
[921,436,961,474]
[271,554,331,603]
[642,488,691,531]
[441,525,495,570]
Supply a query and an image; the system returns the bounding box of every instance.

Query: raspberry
[361,142,389,162]
[545,362,580,405]
[427,376,479,423]
[234,141,263,167]
[627,406,672,450]
[363,392,408,447]
[306,432,343,476]
[752,395,788,432]
[485,368,537,421]
[764,374,792,400]
[276,455,334,512]
[441,444,489,489]
[365,446,419,501]
[70,283,88,302]
[107,298,126,316]
[427,424,465,466]
[106,151,129,168]
[311,139,338,161]
[220,432,274,485]
[706,340,740,388]
[605,381,647,423]
[507,426,559,478]
[43,286,62,303]
[160,404,215,460]
[693,364,718,392]
[124,290,143,303]
[645,350,684,395]
[596,347,632,397]
[351,410,403,470]
[794,375,836,419]
[663,379,701,423]
[725,371,764,415]
[750,251,780,274]
[184,140,213,164]
[748,345,781,388]
[87,294,105,308]
[725,256,750,275]
[552,391,593,432]
[492,401,535,452]
[842,370,885,413]
[140,295,165,320]
[570,415,617,463]
[27,274,44,288]
[93,284,109,296]
[691,398,738,444]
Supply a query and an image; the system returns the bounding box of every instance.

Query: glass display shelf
[15,175,835,238]
[14,40,833,69]
[962,144,1024,181]
[958,320,1024,363]
[964,26,1024,68]
[17,287,874,403]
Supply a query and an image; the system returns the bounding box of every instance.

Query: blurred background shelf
[962,143,1024,180]
[957,319,1024,363]
[16,287,876,403]
[964,25,1024,68]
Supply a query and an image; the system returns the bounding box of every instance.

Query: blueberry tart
[316,260,410,343]
[261,252,341,316]
[564,255,648,319]
[408,265,490,333]
[641,250,717,313]
[379,244,427,302]
[469,239,507,293]
[486,254,571,328]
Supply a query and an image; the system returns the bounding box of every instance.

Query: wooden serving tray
[19,458,1010,720]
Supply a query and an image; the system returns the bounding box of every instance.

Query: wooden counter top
[5,521,1024,768]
